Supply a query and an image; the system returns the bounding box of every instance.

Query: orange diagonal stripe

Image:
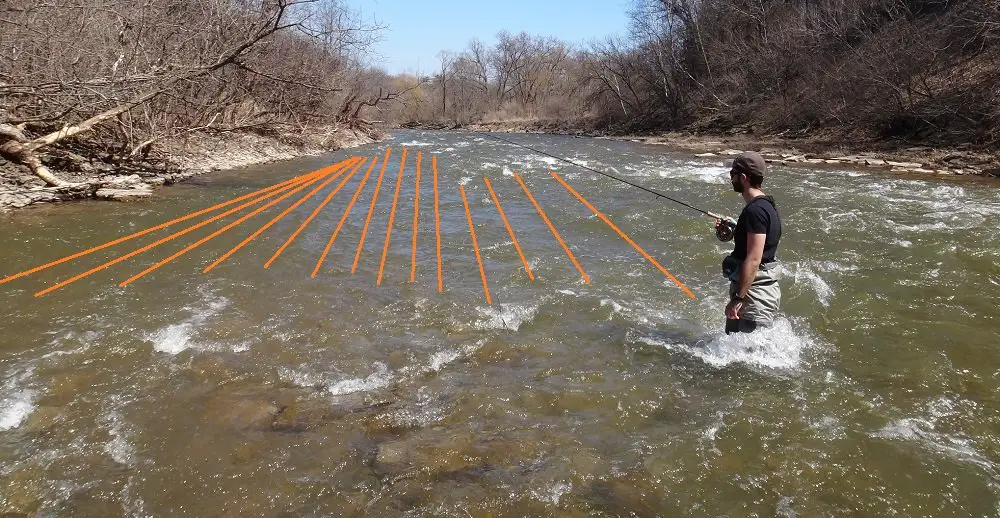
[550,172,695,299]
[203,158,358,273]
[376,147,408,286]
[460,184,492,305]
[410,151,422,283]
[3,168,323,286]
[35,162,342,296]
[483,176,534,281]
[512,172,590,284]
[264,158,366,269]
[115,162,348,288]
[433,155,442,293]
[312,156,379,278]
[352,147,392,274]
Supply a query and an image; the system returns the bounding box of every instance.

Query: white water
[145,290,229,355]
[640,318,812,370]
[0,368,36,431]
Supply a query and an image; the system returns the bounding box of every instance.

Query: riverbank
[402,120,1000,180]
[0,127,381,212]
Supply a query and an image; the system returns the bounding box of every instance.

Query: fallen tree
[0,0,387,187]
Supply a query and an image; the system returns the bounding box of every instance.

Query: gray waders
[722,255,781,334]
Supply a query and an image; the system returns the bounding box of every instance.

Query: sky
[341,0,633,74]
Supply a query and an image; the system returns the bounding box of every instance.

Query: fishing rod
[475,131,735,227]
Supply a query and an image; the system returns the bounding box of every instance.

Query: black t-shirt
[732,195,781,263]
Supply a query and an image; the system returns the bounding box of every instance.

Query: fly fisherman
[714,152,782,334]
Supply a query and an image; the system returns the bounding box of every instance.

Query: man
[715,152,782,334]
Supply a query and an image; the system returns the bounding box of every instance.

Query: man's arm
[735,233,766,299]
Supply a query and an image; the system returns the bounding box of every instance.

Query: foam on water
[145,291,229,355]
[482,239,514,252]
[427,349,462,372]
[530,481,572,505]
[0,368,36,431]
[102,407,135,466]
[640,318,809,369]
[600,297,680,327]
[788,262,834,306]
[279,366,326,388]
[398,140,433,147]
[148,323,194,354]
[459,176,473,186]
[633,161,727,184]
[875,418,997,474]
[328,362,392,395]
[874,396,998,476]
[473,303,539,331]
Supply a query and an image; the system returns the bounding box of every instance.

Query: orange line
[433,155,442,293]
[204,158,359,273]
[512,172,591,284]
[550,172,696,299]
[352,147,392,274]
[34,162,344,296]
[376,148,408,286]
[460,184,492,305]
[264,158,366,269]
[2,168,324,286]
[410,151,422,283]
[311,156,379,278]
[114,162,349,288]
[483,176,534,281]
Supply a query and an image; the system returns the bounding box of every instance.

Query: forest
[2,0,998,190]
[388,0,999,148]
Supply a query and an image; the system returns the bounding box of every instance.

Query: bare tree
[0,0,388,186]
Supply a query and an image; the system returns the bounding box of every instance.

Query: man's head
[730,152,766,193]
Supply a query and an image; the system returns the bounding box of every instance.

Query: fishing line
[476,131,731,224]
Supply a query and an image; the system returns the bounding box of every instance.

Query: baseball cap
[730,152,766,178]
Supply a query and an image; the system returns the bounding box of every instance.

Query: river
[1,130,998,516]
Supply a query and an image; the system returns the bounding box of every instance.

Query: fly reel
[716,219,736,242]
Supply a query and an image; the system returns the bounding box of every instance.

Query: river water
[1,130,998,516]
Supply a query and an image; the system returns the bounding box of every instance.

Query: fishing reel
[715,218,736,242]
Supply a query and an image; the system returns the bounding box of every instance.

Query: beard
[732,180,744,193]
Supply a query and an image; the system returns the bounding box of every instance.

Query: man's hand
[725,299,744,320]
[715,218,735,242]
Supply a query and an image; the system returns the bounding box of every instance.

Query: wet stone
[21,406,62,434]
[200,385,283,432]
[386,350,410,371]
[271,398,334,432]
[40,373,94,406]
[0,467,45,515]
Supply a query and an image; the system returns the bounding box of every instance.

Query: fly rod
[476,131,734,226]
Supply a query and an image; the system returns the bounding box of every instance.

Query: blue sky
[342,0,632,74]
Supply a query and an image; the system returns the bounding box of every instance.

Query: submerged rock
[271,398,334,432]
[21,405,62,434]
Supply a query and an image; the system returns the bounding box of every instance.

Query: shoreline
[401,120,1000,181]
[0,127,381,213]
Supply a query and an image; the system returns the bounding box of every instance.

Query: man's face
[730,171,745,193]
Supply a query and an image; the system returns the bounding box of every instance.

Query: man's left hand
[725,300,744,320]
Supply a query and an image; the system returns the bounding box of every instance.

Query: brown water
[1,130,999,516]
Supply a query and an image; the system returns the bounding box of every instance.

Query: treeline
[389,0,1000,147]
[0,0,396,186]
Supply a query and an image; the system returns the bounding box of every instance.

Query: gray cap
[731,152,766,178]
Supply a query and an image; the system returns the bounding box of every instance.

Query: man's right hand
[715,218,735,241]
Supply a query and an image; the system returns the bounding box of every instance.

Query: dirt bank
[0,127,382,212]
